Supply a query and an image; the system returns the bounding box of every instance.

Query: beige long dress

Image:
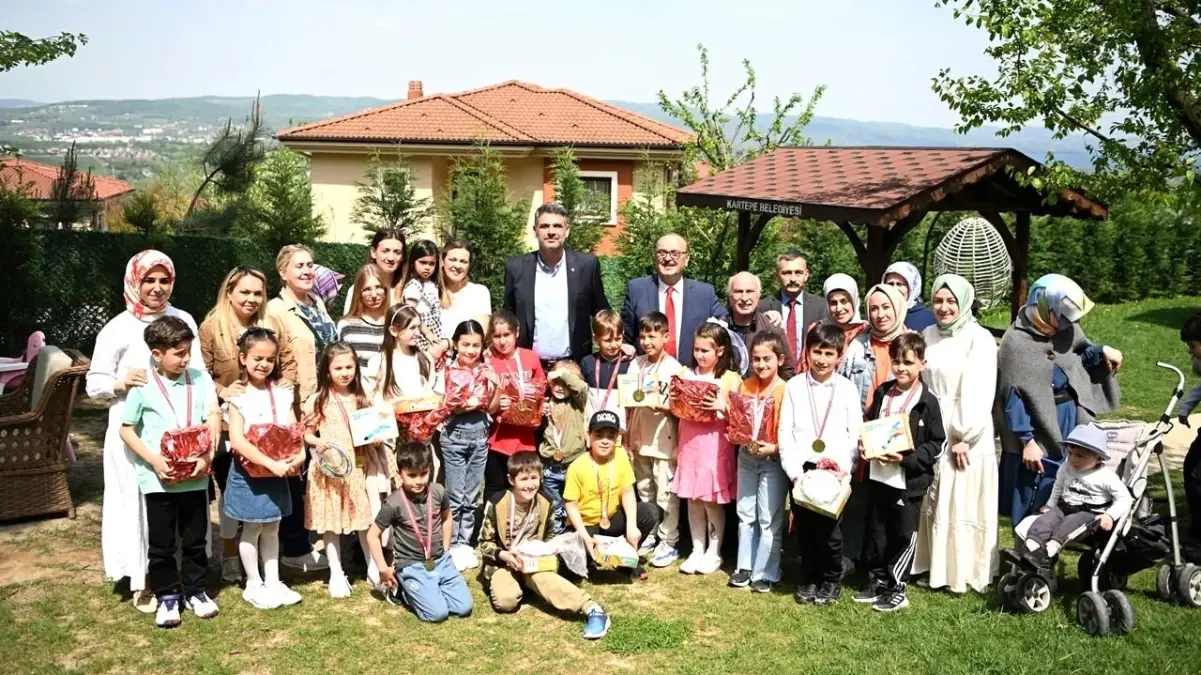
[304,394,379,534]
[912,322,1000,593]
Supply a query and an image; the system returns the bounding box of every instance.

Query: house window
[578,170,619,226]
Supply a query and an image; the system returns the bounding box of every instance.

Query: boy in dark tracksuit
[855,334,945,612]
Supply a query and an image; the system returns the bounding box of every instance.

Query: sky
[1,0,997,127]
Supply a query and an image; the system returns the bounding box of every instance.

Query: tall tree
[351,151,433,240]
[932,0,1201,197]
[549,146,609,253]
[439,146,529,305]
[238,148,326,252]
[185,96,266,217]
[47,142,98,228]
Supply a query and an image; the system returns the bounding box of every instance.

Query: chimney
[408,80,424,101]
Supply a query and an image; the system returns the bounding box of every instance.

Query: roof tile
[0,156,133,201]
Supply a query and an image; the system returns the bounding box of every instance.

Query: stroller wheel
[1175,563,1201,608]
[1077,591,1111,637]
[1016,573,1052,614]
[997,572,1020,611]
[1157,564,1174,602]
[1102,590,1135,635]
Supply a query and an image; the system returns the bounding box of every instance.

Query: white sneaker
[242,582,282,610]
[185,592,220,619]
[280,550,329,572]
[637,535,658,557]
[268,582,303,606]
[221,557,244,585]
[696,553,723,575]
[367,564,381,587]
[328,574,352,599]
[450,545,470,572]
[679,552,705,574]
[154,595,181,628]
[461,547,480,570]
[133,589,158,614]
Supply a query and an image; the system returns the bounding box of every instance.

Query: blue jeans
[399,551,473,622]
[541,461,568,535]
[735,450,789,583]
[441,413,490,547]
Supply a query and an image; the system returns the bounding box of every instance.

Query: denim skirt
[222,458,293,523]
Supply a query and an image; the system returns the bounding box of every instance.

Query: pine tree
[239,149,326,253]
[549,146,609,253]
[47,142,98,228]
[350,151,433,240]
[121,190,160,235]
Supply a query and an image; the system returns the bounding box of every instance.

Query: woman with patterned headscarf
[912,274,999,593]
[87,250,204,614]
[997,274,1123,526]
[883,261,936,332]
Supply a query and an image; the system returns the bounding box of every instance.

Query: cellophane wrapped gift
[668,376,719,424]
[726,392,777,446]
[498,371,546,428]
[443,365,494,409]
[241,422,305,478]
[160,425,212,483]
[399,406,452,443]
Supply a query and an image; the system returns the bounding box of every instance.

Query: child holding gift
[538,359,589,534]
[118,316,222,628]
[779,323,863,607]
[479,451,611,639]
[485,309,545,500]
[625,311,685,567]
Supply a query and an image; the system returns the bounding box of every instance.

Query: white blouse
[439,282,492,339]
[86,308,204,400]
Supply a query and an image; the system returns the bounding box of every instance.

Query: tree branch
[1136,0,1201,149]
[1051,107,1127,150]
[1153,1,1201,31]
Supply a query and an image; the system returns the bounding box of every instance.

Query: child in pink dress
[673,321,743,576]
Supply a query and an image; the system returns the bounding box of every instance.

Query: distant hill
[0,98,43,109]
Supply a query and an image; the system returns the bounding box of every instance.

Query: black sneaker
[794,583,818,605]
[853,582,885,604]
[813,582,841,606]
[872,590,909,613]
[750,579,773,594]
[384,586,405,606]
[728,569,752,588]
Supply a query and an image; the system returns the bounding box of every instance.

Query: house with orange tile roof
[0,156,133,229]
[277,80,692,252]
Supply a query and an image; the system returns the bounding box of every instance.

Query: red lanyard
[264,380,279,424]
[884,383,920,417]
[751,377,779,442]
[398,488,434,561]
[807,374,834,444]
[333,392,354,439]
[510,350,526,391]
[595,460,616,518]
[594,357,622,409]
[508,496,538,547]
[549,403,569,449]
[637,354,664,395]
[152,368,192,427]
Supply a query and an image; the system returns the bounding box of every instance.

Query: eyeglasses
[656,250,688,261]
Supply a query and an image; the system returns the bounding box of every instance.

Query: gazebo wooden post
[1010,211,1031,318]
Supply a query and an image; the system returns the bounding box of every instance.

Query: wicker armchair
[0,349,89,521]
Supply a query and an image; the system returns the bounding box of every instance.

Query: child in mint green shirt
[119,316,221,628]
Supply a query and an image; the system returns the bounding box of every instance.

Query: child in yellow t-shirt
[563,411,662,581]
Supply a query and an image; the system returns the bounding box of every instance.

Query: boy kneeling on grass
[565,411,663,582]
[369,442,473,623]
[480,451,611,640]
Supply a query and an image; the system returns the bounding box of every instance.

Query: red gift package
[241,422,305,478]
[160,426,212,483]
[727,392,778,446]
[498,371,546,427]
[443,365,496,409]
[668,376,720,424]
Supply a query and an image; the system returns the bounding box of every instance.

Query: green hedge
[0,230,367,356]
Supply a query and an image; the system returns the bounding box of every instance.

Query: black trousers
[840,478,871,563]
[862,483,922,592]
[483,450,511,503]
[145,490,209,598]
[279,472,313,558]
[1186,433,1201,540]
[792,505,844,585]
[584,502,663,547]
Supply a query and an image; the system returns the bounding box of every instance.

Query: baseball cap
[1064,424,1110,461]
[589,410,620,433]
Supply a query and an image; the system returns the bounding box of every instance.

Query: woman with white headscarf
[997,274,1122,526]
[883,262,936,332]
[87,250,204,613]
[820,274,870,402]
[912,274,999,593]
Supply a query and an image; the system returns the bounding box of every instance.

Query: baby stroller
[997,362,1201,636]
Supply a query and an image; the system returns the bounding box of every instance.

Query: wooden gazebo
[675,147,1107,316]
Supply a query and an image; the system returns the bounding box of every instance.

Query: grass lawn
[982,296,1201,420]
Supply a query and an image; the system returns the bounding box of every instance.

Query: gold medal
[424,557,436,571]
[812,439,826,453]
[554,449,565,462]
[633,389,646,403]
[599,516,611,529]
[748,441,760,454]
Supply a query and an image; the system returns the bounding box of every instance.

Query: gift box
[668,376,720,423]
[860,414,914,459]
[443,365,495,409]
[160,425,212,483]
[519,555,560,574]
[498,371,546,427]
[241,422,304,478]
[792,469,852,519]
[392,395,442,415]
[726,392,777,446]
[593,535,639,570]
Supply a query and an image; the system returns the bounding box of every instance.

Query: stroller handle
[1155,362,1186,426]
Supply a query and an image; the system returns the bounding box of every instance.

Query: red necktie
[786,298,799,361]
[665,287,677,358]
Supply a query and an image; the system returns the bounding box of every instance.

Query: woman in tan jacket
[199,265,298,584]
[267,244,339,572]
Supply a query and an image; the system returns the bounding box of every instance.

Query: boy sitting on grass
[480,451,611,639]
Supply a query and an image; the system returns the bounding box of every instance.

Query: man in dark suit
[621,233,726,367]
[503,202,610,366]
[757,250,827,366]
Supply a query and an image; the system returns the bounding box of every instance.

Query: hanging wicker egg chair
[932,216,1013,309]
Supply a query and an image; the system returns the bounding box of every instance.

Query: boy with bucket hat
[1022,424,1134,571]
